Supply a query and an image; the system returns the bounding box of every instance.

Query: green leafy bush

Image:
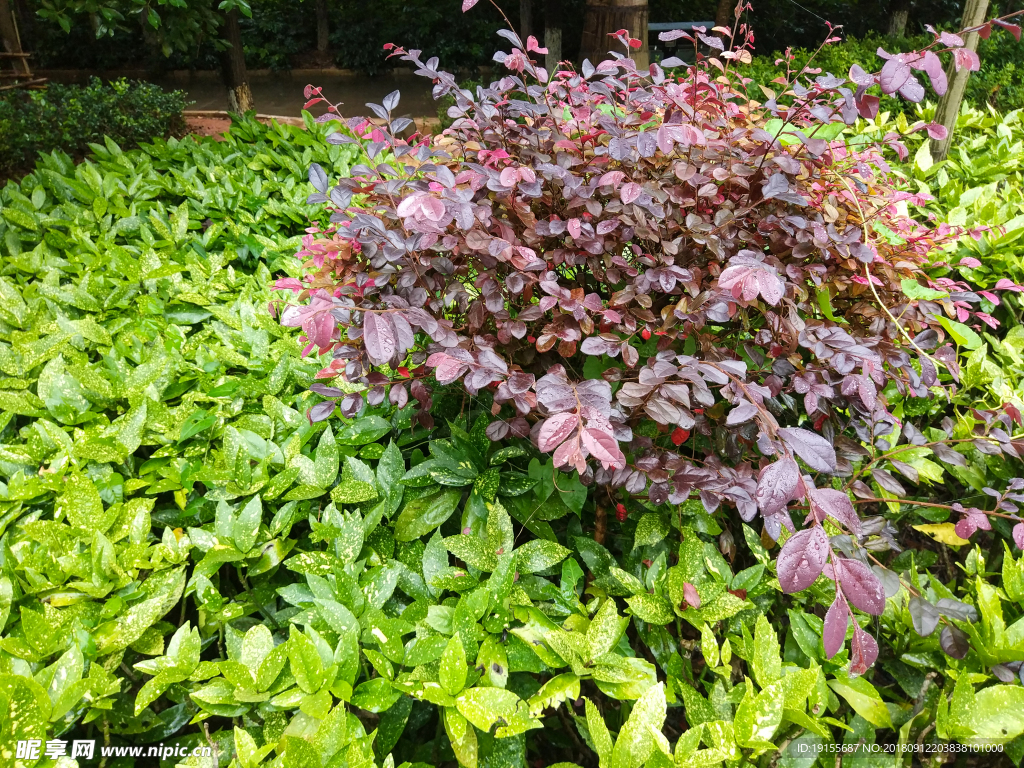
[0,78,189,176]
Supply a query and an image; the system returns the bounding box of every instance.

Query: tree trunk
[930,0,988,161]
[579,0,648,70]
[0,0,30,78]
[520,0,532,41]
[218,7,254,113]
[715,0,735,31]
[10,0,32,56]
[315,0,329,59]
[544,0,562,72]
[886,0,911,37]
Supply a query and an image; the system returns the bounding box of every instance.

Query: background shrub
[0,78,189,175]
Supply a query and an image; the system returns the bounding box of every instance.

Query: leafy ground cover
[3,47,1024,768]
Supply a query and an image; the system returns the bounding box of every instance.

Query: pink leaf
[581,427,626,470]
[462,0,479,10]
[620,182,642,205]
[953,48,981,72]
[823,594,849,659]
[777,525,830,593]
[995,20,1022,41]
[959,257,981,268]
[1014,522,1024,550]
[567,218,582,239]
[995,279,1023,291]
[938,31,965,47]
[682,581,701,609]
[537,412,579,452]
[526,35,549,53]
[924,123,948,140]
[598,171,626,187]
[499,167,519,187]
[428,353,469,385]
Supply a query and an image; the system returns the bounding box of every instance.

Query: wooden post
[0,0,30,78]
[544,0,562,72]
[579,0,648,70]
[218,7,254,113]
[929,0,989,162]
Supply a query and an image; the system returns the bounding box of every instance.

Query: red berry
[615,503,628,522]
[641,328,651,341]
[670,427,690,446]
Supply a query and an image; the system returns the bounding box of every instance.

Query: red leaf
[850,624,879,675]
[823,594,849,659]
[995,20,1022,41]
[776,526,830,593]
[670,427,690,446]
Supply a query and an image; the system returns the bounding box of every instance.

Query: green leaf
[610,682,666,768]
[632,513,669,550]
[625,593,675,625]
[61,471,116,533]
[288,629,324,694]
[752,614,781,689]
[455,687,539,736]
[828,674,892,729]
[395,487,462,541]
[313,424,340,487]
[935,315,983,349]
[700,623,719,668]
[515,539,571,573]
[735,678,784,748]
[970,684,1024,743]
[586,697,613,765]
[233,495,262,553]
[587,598,629,661]
[440,634,468,695]
[901,278,949,301]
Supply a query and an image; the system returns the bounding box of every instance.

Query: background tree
[544,0,562,68]
[579,0,648,67]
[930,0,989,160]
[886,0,912,36]
[38,0,255,111]
[314,0,329,64]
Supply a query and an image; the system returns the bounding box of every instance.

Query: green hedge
[0,78,189,175]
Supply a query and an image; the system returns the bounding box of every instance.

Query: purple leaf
[848,64,874,87]
[940,625,969,659]
[308,400,336,423]
[308,163,329,193]
[898,76,925,102]
[925,123,948,140]
[755,458,801,516]
[909,595,940,637]
[849,624,878,675]
[310,384,345,398]
[836,558,886,615]
[363,311,397,365]
[776,525,829,593]
[779,428,837,473]
[870,468,905,496]
[823,594,848,659]
[808,487,860,534]
[879,57,912,94]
